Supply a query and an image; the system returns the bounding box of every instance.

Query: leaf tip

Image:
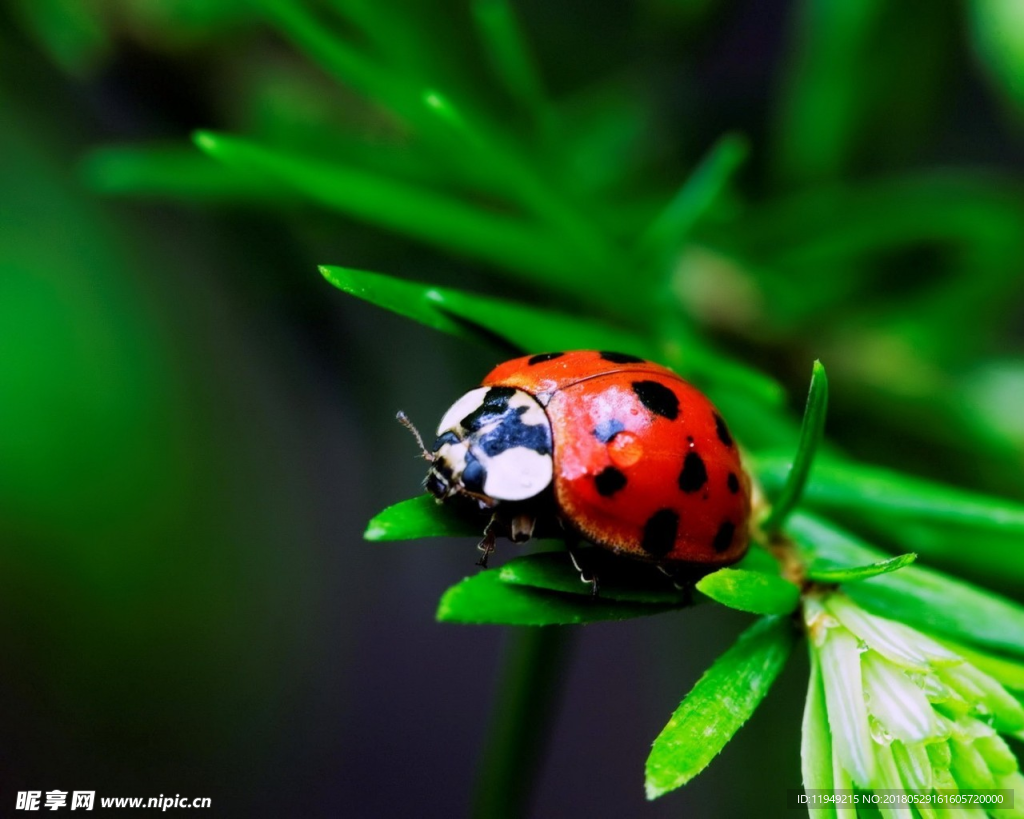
[318,265,360,294]
[435,584,461,622]
[318,264,340,285]
[191,129,219,155]
[643,763,682,801]
[643,780,665,801]
[422,89,445,110]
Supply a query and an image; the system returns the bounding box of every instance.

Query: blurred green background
[1,0,1022,816]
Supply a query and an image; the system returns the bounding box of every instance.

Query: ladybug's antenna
[396,411,434,461]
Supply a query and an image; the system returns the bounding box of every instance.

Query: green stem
[472,627,573,819]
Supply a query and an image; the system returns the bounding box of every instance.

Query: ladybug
[400,351,751,579]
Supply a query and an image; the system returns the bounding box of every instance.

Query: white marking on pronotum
[483,447,553,501]
[437,387,490,435]
[434,386,554,502]
[507,390,548,428]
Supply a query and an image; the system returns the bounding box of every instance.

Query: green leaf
[695,568,800,615]
[806,553,917,583]
[788,513,1024,658]
[418,89,624,276]
[969,0,1024,119]
[437,571,680,625]
[498,551,693,605]
[734,546,785,576]
[9,0,110,76]
[321,265,783,417]
[801,650,836,819]
[471,0,551,132]
[638,133,749,264]
[262,0,613,277]
[721,173,1024,332]
[762,359,828,534]
[195,132,589,290]
[770,1,956,190]
[320,264,652,356]
[645,615,795,798]
[257,0,425,130]
[81,145,283,202]
[756,453,1024,580]
[364,495,480,541]
[770,0,886,186]
[756,452,1024,536]
[325,0,431,81]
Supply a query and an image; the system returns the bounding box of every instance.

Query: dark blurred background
[1,0,1022,816]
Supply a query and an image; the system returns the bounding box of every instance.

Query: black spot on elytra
[678,452,708,493]
[594,466,627,497]
[714,413,733,447]
[641,509,679,558]
[600,351,646,364]
[632,380,679,420]
[712,521,736,553]
[528,352,563,365]
[593,419,625,443]
[727,472,740,493]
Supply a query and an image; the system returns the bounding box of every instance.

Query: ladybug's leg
[657,564,696,606]
[565,536,600,597]
[475,514,501,568]
[509,513,536,544]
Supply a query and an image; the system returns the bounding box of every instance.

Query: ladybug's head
[400,386,554,510]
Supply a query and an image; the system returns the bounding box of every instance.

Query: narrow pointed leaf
[81,145,283,202]
[734,547,785,575]
[806,553,917,583]
[195,131,585,286]
[437,571,680,625]
[788,513,1024,657]
[756,453,1024,534]
[762,359,828,534]
[321,264,784,417]
[969,0,1024,119]
[258,0,425,128]
[325,0,430,81]
[756,452,1024,580]
[645,616,795,798]
[638,133,749,262]
[321,265,653,356]
[472,0,550,130]
[498,551,693,605]
[695,568,800,615]
[364,494,481,541]
[418,89,624,276]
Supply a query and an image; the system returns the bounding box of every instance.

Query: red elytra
[481,350,751,566]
